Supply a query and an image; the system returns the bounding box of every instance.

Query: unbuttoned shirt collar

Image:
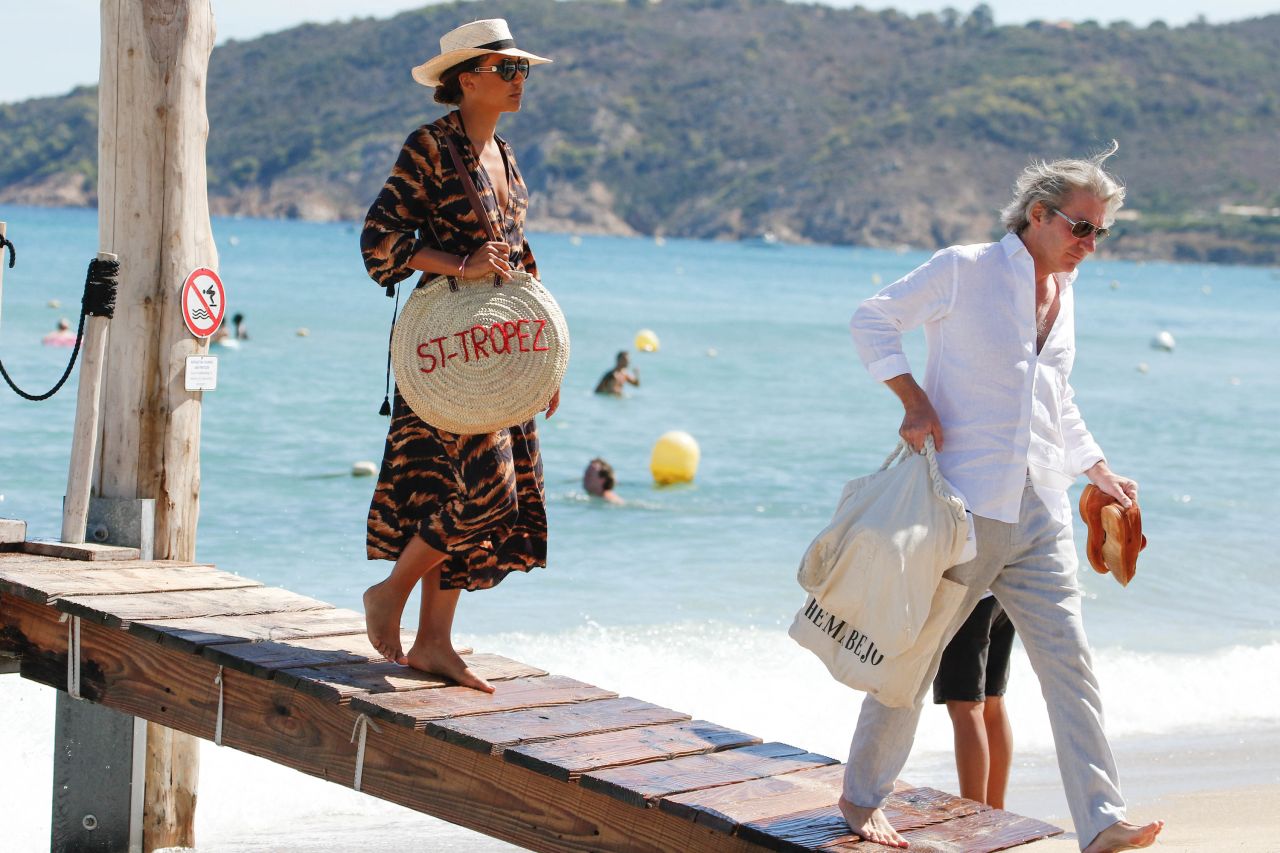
[999,230,1079,291]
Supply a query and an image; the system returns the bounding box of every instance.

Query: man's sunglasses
[1053,209,1110,241]
[470,58,530,82]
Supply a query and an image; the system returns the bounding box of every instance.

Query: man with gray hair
[841,143,1163,852]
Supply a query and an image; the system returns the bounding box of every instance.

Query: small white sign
[185,356,218,391]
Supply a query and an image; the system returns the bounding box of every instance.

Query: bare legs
[946,695,1012,808]
[362,535,493,692]
[363,535,444,664]
[984,696,1012,807]
[404,568,494,693]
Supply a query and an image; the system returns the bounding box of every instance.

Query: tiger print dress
[360,110,547,591]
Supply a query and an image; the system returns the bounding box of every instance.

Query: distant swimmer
[594,350,639,396]
[212,313,248,348]
[583,458,623,505]
[41,318,77,347]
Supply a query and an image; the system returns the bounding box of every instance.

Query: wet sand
[1024,784,1280,851]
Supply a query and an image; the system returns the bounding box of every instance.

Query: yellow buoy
[634,328,660,353]
[650,431,700,485]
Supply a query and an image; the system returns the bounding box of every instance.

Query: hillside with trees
[2,0,1278,263]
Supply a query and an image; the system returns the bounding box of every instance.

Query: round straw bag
[391,271,570,434]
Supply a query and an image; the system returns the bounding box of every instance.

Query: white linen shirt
[850,232,1105,525]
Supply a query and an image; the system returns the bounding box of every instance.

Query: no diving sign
[181,267,226,338]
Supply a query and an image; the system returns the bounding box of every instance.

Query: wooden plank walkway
[0,548,1062,852]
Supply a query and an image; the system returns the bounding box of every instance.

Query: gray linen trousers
[843,479,1128,849]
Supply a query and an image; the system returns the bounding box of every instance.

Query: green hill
[2,0,1278,263]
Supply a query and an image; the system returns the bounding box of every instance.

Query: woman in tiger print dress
[359,20,555,692]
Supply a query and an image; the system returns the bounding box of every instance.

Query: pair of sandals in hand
[1079,485,1148,586]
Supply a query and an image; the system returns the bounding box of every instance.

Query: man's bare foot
[363,581,408,664]
[1083,819,1164,853]
[405,640,495,693]
[838,797,907,848]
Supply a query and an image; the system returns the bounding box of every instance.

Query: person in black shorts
[933,593,1016,809]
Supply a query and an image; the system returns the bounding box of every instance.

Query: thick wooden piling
[96,1,219,846]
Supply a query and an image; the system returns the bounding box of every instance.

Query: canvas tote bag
[390,135,570,435]
[789,577,968,708]
[789,438,974,707]
[795,437,973,657]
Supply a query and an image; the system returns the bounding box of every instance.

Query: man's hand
[900,400,944,453]
[886,374,944,452]
[1085,460,1137,508]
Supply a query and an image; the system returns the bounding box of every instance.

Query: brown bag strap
[442,134,500,244]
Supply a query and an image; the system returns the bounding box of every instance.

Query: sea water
[1,204,1278,850]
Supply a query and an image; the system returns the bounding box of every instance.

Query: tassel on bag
[379,282,399,415]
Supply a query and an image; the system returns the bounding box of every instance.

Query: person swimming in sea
[594,350,639,396]
[41,318,77,347]
[583,458,623,505]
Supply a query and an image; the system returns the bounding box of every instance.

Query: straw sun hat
[411,19,552,88]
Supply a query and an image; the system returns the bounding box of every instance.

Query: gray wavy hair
[1000,140,1126,234]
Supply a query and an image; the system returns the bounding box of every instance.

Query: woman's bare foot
[363,581,408,664]
[1083,819,1163,853]
[405,639,495,693]
[838,797,908,848]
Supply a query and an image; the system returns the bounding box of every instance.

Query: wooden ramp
[0,548,1062,852]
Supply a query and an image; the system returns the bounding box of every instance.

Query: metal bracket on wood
[50,497,153,853]
[52,697,148,853]
[85,497,155,555]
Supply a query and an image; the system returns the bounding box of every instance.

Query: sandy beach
[1023,785,1280,851]
[990,721,1280,853]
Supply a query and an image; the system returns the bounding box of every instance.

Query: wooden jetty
[0,542,1062,851]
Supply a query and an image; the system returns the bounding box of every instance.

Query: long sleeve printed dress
[360,110,547,591]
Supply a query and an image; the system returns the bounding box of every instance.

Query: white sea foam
[466,625,1280,759]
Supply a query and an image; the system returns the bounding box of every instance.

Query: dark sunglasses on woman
[471,58,531,82]
[1053,209,1110,240]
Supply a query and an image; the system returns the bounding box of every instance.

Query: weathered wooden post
[60,251,118,546]
[93,0,218,848]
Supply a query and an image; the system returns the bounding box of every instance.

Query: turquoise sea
[2,204,1278,850]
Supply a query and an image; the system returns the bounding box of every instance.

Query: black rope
[0,258,118,401]
[83,258,118,318]
[0,234,14,268]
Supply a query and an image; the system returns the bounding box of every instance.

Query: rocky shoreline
[2,171,1274,267]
